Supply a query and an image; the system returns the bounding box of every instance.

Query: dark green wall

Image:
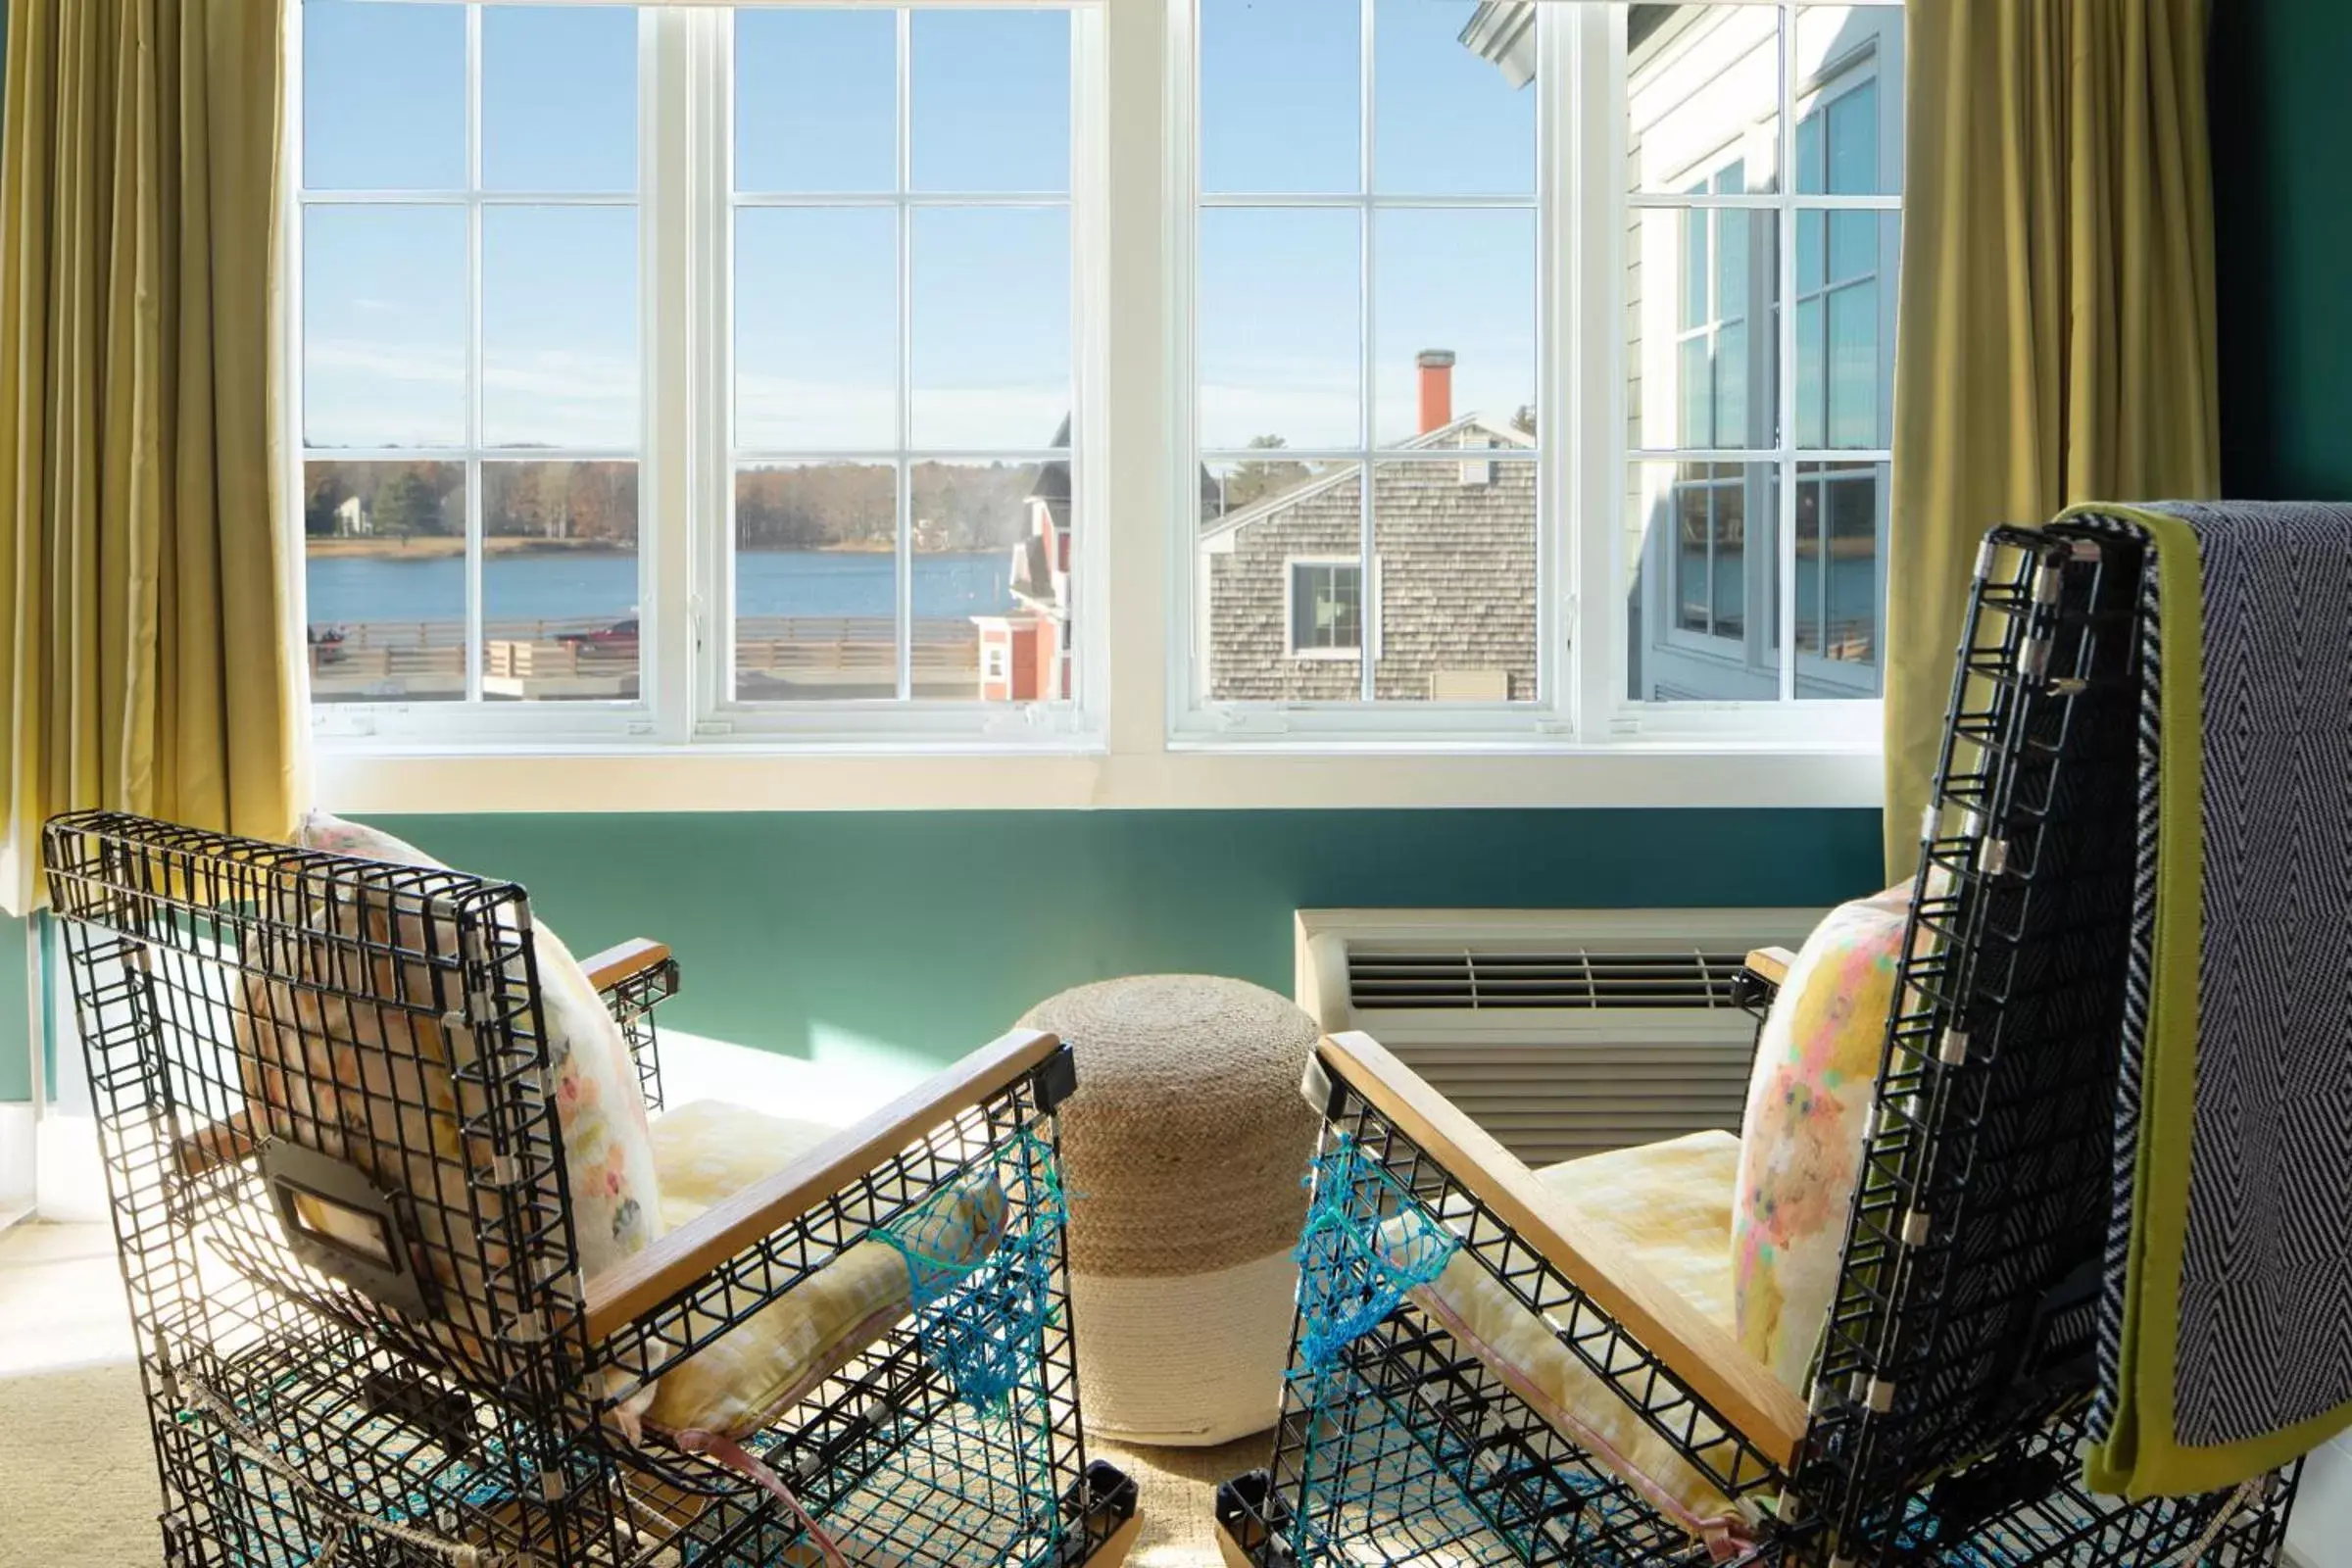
[2211,0,2352,500]
[361,809,1881,1074]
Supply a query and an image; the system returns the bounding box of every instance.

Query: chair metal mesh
[41,810,1130,1568]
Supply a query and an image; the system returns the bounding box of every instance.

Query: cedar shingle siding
[1204,457,1537,702]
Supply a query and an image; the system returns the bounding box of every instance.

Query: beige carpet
[0,1355,1264,1568]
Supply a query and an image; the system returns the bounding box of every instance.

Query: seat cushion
[1398,1130,1748,1542]
[1732,885,1909,1394]
[641,1100,1008,1440]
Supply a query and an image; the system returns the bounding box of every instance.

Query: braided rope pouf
[1020,975,1323,1446]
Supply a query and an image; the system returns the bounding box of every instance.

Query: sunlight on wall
[654,1025,932,1129]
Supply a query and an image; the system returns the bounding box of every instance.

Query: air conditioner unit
[1295,907,1822,1169]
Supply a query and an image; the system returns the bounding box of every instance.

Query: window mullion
[895,9,915,704]
[1573,0,1626,737]
[465,5,485,705]
[1775,0,1798,703]
[651,5,703,744]
[1355,0,1376,704]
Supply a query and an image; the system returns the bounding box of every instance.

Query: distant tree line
[304,460,640,546]
[735,460,1037,552]
[304,457,1042,553]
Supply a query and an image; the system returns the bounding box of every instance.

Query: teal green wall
[365,809,1880,1075]
[2211,0,2352,500]
[0,916,24,1102]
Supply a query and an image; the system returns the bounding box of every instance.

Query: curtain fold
[1884,0,2217,879]
[0,0,301,914]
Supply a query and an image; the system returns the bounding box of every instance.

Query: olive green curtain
[1885,0,2218,878]
[0,0,301,913]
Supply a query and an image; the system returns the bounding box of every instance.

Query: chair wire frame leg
[44,811,1137,1568]
[1215,528,2300,1568]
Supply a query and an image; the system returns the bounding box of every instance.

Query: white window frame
[292,0,1110,755]
[1617,4,1902,738]
[1168,0,1895,750]
[1284,556,1369,661]
[297,0,1886,814]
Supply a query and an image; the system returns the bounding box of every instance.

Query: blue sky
[301,0,1537,456]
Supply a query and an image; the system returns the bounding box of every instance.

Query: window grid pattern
[1195,0,1540,707]
[725,8,1075,708]
[298,3,645,710]
[1631,1,1900,707]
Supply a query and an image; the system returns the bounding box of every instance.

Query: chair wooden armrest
[581,938,674,994]
[1315,1030,1809,1471]
[1743,946,1797,990]
[581,1027,1064,1343]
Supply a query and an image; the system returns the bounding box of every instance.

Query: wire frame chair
[42,812,1139,1568]
[1214,526,2301,1567]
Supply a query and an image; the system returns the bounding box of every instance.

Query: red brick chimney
[1417,349,1455,434]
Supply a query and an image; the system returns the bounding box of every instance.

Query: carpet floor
[0,1353,1265,1568]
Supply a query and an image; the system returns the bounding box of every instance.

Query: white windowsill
[313,736,1883,814]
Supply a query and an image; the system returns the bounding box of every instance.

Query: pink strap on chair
[669,1428,851,1568]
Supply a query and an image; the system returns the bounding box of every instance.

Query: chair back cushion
[1732,885,1908,1393]
[288,813,665,1281]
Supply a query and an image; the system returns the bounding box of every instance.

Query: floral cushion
[1393,1131,1753,1549]
[1731,884,1910,1394]
[290,812,665,1281]
[642,1099,1009,1440]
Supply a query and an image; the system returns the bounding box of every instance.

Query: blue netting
[872,1125,1067,1421]
[1291,1134,1461,1374]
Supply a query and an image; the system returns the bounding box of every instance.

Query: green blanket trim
[2065,503,2352,1498]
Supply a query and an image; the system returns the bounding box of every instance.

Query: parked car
[556,617,639,652]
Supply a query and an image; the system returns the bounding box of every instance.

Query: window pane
[736,9,895,194]
[1200,208,1361,451]
[1374,0,1535,196]
[1630,209,1775,450]
[1827,210,1878,282]
[1200,461,1363,703]
[1629,5,1780,194]
[1372,209,1537,446]
[303,461,466,704]
[1200,0,1359,195]
[911,208,1070,450]
[481,207,639,449]
[1794,8,1901,195]
[1793,460,1884,697]
[921,460,1062,703]
[304,206,466,449]
[1374,456,1536,702]
[1825,279,1882,448]
[482,6,637,193]
[1794,295,1824,449]
[911,11,1070,194]
[303,1,466,191]
[1627,460,1779,701]
[481,462,639,703]
[736,208,897,450]
[734,462,899,701]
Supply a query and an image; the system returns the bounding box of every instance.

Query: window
[1189,0,1540,712]
[728,8,1075,709]
[292,0,1899,795]
[300,2,644,717]
[1626,4,1903,707]
[1179,0,1898,740]
[1288,560,1365,658]
[295,0,1095,745]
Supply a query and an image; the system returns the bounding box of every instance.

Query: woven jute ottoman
[1020,974,1322,1446]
